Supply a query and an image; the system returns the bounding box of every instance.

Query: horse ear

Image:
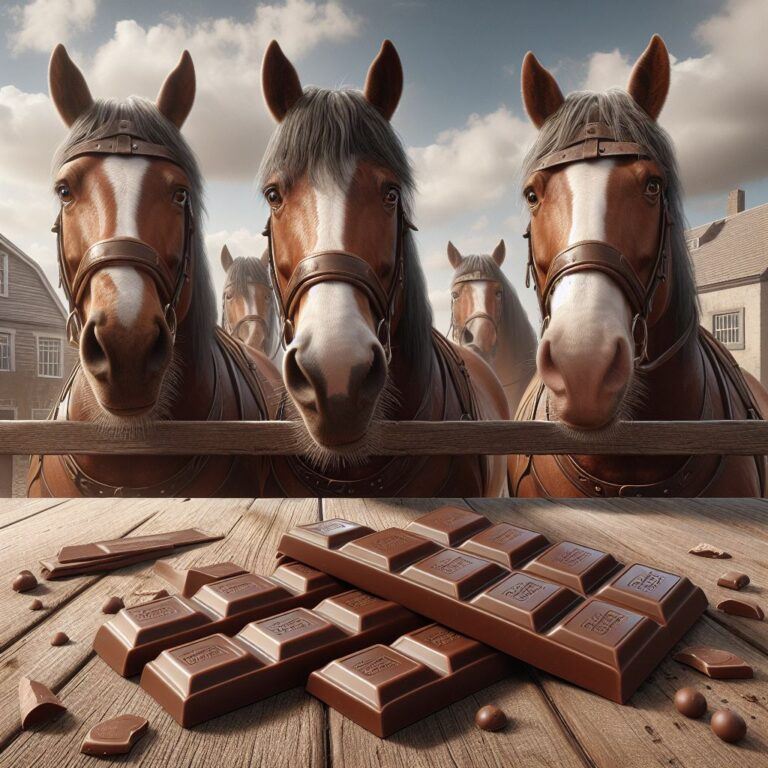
[521,51,564,129]
[220,245,233,272]
[261,40,303,122]
[156,50,196,128]
[491,239,506,267]
[49,44,93,127]
[364,40,403,121]
[447,241,463,269]
[627,35,670,121]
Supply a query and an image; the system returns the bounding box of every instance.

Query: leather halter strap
[263,200,416,357]
[447,271,503,344]
[54,117,193,343]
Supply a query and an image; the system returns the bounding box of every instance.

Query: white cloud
[9,0,97,54]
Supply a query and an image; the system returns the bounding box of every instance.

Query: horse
[28,46,279,498]
[509,34,768,498]
[220,245,282,365]
[258,39,509,497]
[447,239,537,416]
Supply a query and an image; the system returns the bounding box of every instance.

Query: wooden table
[0,497,765,768]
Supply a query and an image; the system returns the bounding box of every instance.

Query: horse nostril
[80,320,109,380]
[146,321,172,376]
[461,327,474,345]
[283,347,318,413]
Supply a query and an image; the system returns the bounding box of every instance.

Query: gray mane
[259,88,432,377]
[225,254,270,293]
[53,97,216,368]
[522,89,699,333]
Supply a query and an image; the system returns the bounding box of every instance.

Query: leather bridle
[53,117,194,345]
[448,271,503,351]
[262,199,416,362]
[524,120,676,371]
[221,282,280,360]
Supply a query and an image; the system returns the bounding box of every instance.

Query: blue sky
[1,0,766,328]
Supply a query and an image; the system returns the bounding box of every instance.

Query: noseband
[524,121,676,371]
[221,282,280,360]
[448,271,503,349]
[262,199,416,361]
[53,117,194,345]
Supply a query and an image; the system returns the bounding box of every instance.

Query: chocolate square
[194,574,291,618]
[402,549,504,600]
[315,591,410,633]
[524,542,620,594]
[392,624,489,674]
[459,523,550,568]
[341,529,441,571]
[119,597,209,645]
[293,519,372,549]
[271,562,338,593]
[598,565,682,623]
[405,507,492,547]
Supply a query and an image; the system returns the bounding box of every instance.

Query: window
[686,237,699,251]
[0,331,13,371]
[0,252,7,297]
[713,310,744,349]
[37,336,63,378]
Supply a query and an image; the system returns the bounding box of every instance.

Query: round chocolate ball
[711,709,747,743]
[475,704,507,732]
[674,687,707,719]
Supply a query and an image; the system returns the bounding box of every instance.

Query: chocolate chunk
[711,708,747,743]
[29,599,43,611]
[674,687,707,718]
[101,596,124,614]
[717,571,750,590]
[673,646,753,679]
[51,631,69,646]
[717,598,764,621]
[80,714,149,756]
[18,676,66,729]
[475,704,508,731]
[12,571,38,592]
[688,544,731,559]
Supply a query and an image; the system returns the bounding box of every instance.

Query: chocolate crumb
[50,631,69,647]
[101,596,124,614]
[688,543,731,559]
[29,599,43,611]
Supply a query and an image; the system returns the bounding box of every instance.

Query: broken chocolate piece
[133,588,169,601]
[12,571,38,592]
[101,596,124,614]
[688,544,731,559]
[154,560,248,598]
[717,598,764,621]
[18,676,66,729]
[80,714,149,756]
[717,571,750,590]
[51,631,69,646]
[673,645,753,679]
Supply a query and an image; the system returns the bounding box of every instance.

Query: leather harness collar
[53,117,193,345]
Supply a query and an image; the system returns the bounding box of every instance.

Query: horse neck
[389,339,438,420]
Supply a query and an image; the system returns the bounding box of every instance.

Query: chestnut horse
[28,46,278,497]
[220,245,282,364]
[510,35,768,498]
[259,40,508,497]
[447,239,537,415]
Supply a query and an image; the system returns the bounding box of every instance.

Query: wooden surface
[4,419,768,455]
[0,497,765,768]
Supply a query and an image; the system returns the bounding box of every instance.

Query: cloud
[8,0,97,54]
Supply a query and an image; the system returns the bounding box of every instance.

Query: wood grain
[3,419,768,455]
[0,498,324,767]
[0,498,64,530]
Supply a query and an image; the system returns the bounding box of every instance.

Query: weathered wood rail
[0,419,765,455]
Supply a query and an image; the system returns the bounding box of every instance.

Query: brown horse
[28,46,278,497]
[447,239,537,415]
[510,35,768,498]
[258,40,509,497]
[220,245,282,364]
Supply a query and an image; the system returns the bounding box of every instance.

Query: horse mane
[521,89,699,334]
[452,254,537,370]
[52,97,216,369]
[258,88,433,379]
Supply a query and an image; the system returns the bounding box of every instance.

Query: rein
[262,200,416,362]
[53,117,193,345]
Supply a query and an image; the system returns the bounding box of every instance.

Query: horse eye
[525,188,538,206]
[57,184,72,204]
[173,188,188,206]
[265,187,282,207]
[451,291,459,300]
[384,187,400,206]
[645,178,662,196]
[495,289,503,298]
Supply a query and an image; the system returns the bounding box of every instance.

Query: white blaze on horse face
[97,156,151,329]
[290,169,381,399]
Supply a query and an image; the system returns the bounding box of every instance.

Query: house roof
[0,232,68,321]
[687,202,768,290]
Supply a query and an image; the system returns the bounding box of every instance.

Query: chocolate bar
[94,561,345,677]
[140,590,422,727]
[307,623,511,737]
[277,507,708,703]
[154,560,248,597]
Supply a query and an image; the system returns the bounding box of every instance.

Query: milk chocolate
[81,714,148,756]
[688,544,731,559]
[18,676,66,729]
[12,571,38,592]
[711,709,747,743]
[716,598,764,620]
[717,571,750,590]
[307,624,511,737]
[93,561,345,677]
[154,560,248,597]
[673,645,753,679]
[278,509,708,703]
[141,590,422,727]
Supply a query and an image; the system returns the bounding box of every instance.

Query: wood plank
[3,419,768,456]
[467,498,768,653]
[0,498,65,530]
[323,498,589,768]
[0,498,325,768]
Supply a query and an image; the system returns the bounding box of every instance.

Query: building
[0,233,77,495]
[688,189,768,386]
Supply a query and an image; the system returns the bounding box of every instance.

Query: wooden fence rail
[0,419,764,456]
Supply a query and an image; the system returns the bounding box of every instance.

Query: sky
[1,0,766,330]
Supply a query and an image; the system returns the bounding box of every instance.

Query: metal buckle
[66,310,81,346]
[164,304,178,339]
[281,318,295,348]
[377,318,392,363]
[631,313,648,365]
